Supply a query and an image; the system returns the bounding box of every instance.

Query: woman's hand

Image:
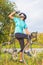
[25,28,31,35]
[8,11,16,19]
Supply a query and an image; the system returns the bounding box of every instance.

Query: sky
[9,0,43,32]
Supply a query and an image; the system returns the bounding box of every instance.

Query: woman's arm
[8,11,16,19]
[25,28,30,35]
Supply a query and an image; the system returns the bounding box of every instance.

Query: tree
[0,0,16,43]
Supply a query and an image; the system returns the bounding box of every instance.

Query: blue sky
[10,0,43,32]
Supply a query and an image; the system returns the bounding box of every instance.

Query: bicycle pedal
[12,54,18,61]
[25,51,32,57]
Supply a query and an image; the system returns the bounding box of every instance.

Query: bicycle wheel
[23,39,43,65]
[22,40,32,65]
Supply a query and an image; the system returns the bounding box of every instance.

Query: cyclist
[8,11,31,62]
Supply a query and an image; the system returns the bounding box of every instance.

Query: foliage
[0,0,16,43]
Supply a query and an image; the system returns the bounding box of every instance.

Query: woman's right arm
[8,11,16,19]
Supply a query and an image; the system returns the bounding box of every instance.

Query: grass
[0,52,43,65]
[0,33,43,65]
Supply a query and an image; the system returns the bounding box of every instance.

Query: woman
[8,11,30,62]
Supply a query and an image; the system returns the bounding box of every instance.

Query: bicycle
[2,32,43,65]
[2,32,37,57]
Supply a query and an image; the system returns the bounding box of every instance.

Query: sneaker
[19,60,24,63]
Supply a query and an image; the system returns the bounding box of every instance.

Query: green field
[0,33,43,65]
[0,51,43,65]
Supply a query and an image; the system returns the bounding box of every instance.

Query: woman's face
[20,15,25,20]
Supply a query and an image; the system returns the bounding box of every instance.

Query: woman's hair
[19,13,27,20]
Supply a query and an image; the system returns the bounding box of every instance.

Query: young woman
[8,11,30,62]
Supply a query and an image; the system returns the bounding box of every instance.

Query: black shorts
[15,33,29,52]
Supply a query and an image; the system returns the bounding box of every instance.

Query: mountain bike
[2,32,43,65]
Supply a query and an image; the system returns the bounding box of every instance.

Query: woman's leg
[18,38,24,61]
[15,33,30,60]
